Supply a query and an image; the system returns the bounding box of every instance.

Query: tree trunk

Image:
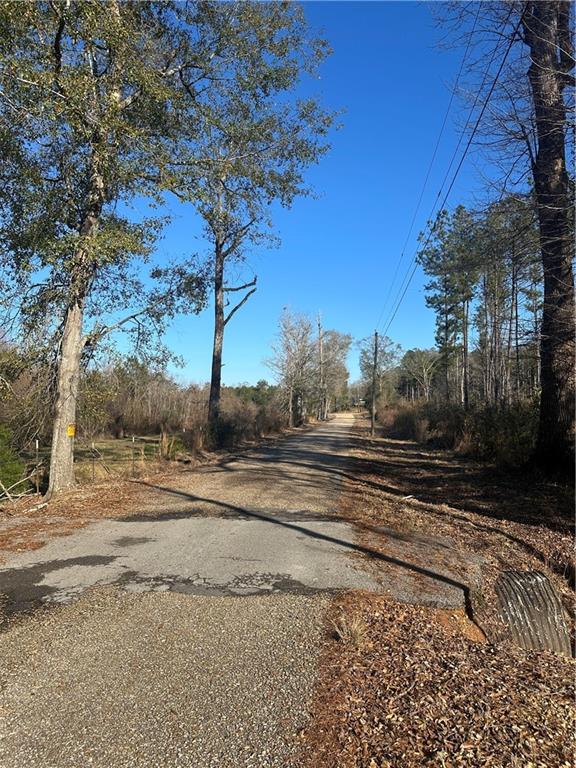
[523,2,575,476]
[456,352,462,406]
[113,414,125,439]
[288,384,294,428]
[46,179,102,494]
[481,274,490,403]
[493,277,501,403]
[532,283,541,393]
[443,291,450,403]
[370,331,378,436]
[47,302,85,496]
[45,115,105,495]
[505,261,516,405]
[423,376,431,402]
[462,299,469,409]
[514,262,521,401]
[208,241,225,431]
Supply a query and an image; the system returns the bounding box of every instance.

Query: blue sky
[157,1,486,386]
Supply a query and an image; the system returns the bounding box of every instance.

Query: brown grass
[330,611,367,649]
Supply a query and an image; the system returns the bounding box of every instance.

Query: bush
[381,403,431,443]
[0,425,27,493]
[208,392,287,449]
[208,394,258,449]
[383,400,538,468]
[425,404,466,449]
[463,401,539,467]
[180,427,205,454]
[255,400,287,436]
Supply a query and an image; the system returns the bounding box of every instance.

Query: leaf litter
[300,417,575,768]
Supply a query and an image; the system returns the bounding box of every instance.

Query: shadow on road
[133,481,474,616]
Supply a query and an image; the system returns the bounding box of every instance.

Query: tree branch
[224,286,257,326]
[221,217,257,257]
[82,311,145,347]
[224,276,257,293]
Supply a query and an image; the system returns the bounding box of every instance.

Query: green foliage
[77,370,117,439]
[416,207,477,380]
[0,1,209,356]
[384,401,539,468]
[0,425,26,491]
[231,380,278,408]
[415,197,541,405]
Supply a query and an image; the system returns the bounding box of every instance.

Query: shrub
[255,400,287,436]
[383,400,538,468]
[331,611,366,649]
[0,425,27,493]
[209,394,259,448]
[382,403,431,443]
[425,404,466,448]
[207,391,286,449]
[464,401,539,467]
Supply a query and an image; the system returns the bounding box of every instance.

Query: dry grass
[0,422,309,563]
[331,611,367,649]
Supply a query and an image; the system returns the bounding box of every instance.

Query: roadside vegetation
[0,1,573,500]
[0,1,334,498]
[0,306,353,498]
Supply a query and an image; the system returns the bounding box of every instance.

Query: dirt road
[0,414,380,768]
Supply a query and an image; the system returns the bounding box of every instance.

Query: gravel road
[0,589,329,768]
[0,414,377,768]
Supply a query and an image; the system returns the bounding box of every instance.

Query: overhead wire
[377,5,523,340]
[375,3,481,330]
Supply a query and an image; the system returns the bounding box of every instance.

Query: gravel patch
[0,587,330,768]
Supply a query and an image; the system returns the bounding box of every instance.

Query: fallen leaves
[300,418,575,768]
[301,593,575,768]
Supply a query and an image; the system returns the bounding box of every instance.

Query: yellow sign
[67,423,76,438]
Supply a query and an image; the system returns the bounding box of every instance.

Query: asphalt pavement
[0,414,380,768]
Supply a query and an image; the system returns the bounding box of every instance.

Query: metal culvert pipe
[495,571,572,657]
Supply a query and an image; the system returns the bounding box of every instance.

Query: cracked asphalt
[0,414,381,768]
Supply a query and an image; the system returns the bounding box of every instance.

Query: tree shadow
[364,436,573,532]
[131,481,475,616]
[165,425,566,572]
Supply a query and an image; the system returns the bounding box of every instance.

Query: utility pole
[317,313,325,420]
[371,330,378,437]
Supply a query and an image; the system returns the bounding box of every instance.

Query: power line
[379,7,522,340]
[375,4,481,330]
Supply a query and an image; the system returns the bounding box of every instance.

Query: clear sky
[156,1,485,386]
